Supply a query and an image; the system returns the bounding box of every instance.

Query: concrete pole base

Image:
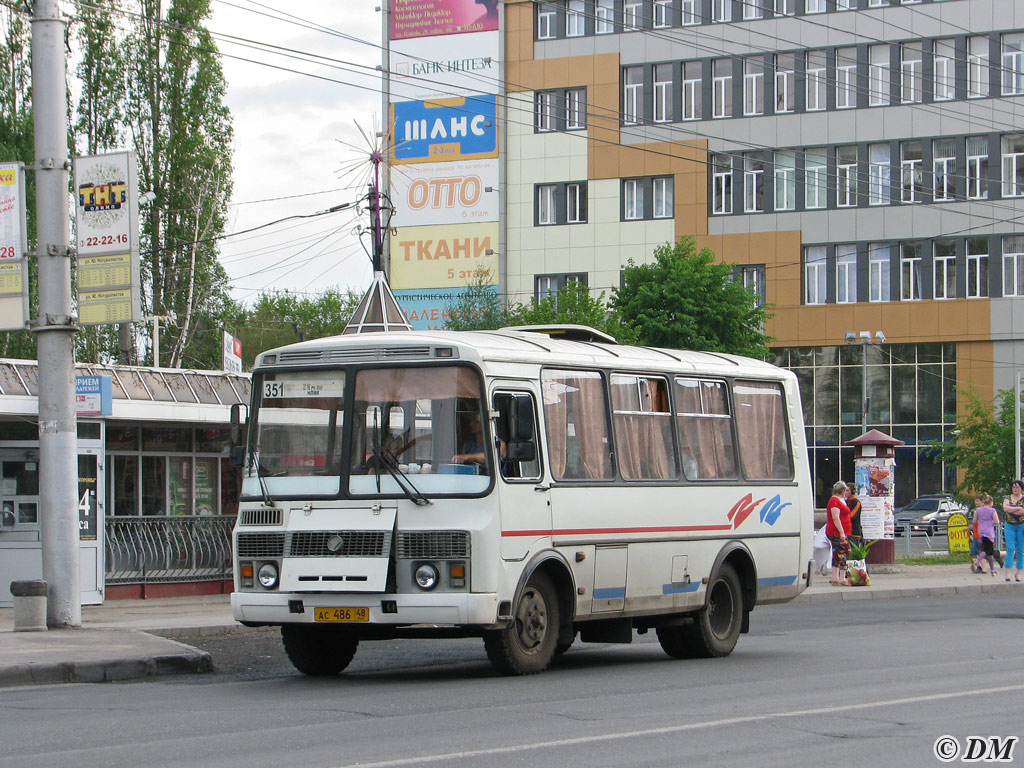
[10,580,48,632]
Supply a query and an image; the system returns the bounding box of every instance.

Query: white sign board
[262,378,345,399]
[391,159,498,228]
[0,162,29,330]
[73,151,142,325]
[391,31,499,101]
[222,330,243,373]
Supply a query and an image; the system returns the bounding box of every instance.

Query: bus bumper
[232,591,501,627]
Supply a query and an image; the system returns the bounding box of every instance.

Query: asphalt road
[1,594,1022,768]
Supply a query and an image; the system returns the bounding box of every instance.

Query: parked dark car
[893,494,966,536]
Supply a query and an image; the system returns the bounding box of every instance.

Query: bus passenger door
[491,388,549,561]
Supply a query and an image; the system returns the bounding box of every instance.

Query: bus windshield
[348,365,491,497]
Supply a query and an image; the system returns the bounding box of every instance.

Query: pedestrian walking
[1002,480,1024,582]
[970,510,984,573]
[973,494,1000,576]
[825,481,852,586]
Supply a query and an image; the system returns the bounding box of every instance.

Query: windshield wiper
[251,449,276,507]
[376,449,431,507]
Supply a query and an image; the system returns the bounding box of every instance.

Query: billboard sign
[390,222,498,289]
[391,159,498,227]
[393,285,499,330]
[75,375,113,416]
[222,331,243,373]
[391,0,499,41]
[391,95,498,164]
[0,162,28,331]
[391,32,498,101]
[73,152,142,325]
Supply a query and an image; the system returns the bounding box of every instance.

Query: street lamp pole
[846,330,886,434]
[1015,369,1022,481]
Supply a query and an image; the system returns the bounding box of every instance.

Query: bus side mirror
[229,404,247,467]
[511,396,535,442]
[506,440,535,462]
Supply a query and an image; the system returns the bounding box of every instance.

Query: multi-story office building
[385,0,1024,506]
[494,0,1024,505]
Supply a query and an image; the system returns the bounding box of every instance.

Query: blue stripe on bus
[757,575,797,587]
[662,582,701,594]
[593,586,626,600]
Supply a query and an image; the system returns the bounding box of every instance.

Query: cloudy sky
[209,1,385,304]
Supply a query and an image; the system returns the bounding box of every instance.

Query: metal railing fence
[105,515,235,584]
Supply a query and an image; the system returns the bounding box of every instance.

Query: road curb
[792,581,1020,604]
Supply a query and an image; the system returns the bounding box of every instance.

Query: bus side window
[493,392,541,481]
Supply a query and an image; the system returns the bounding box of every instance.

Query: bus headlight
[414,563,439,590]
[257,562,279,589]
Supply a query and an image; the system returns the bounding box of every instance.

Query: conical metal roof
[343,271,413,334]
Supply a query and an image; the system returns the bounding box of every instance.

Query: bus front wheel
[281,624,359,676]
[657,563,743,659]
[484,572,559,675]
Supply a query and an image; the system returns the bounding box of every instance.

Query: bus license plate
[314,607,369,622]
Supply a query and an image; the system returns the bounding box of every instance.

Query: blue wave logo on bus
[728,493,791,528]
[391,95,498,163]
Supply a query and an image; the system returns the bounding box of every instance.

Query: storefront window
[194,457,218,515]
[221,457,240,515]
[168,457,193,516]
[142,456,165,515]
[110,455,138,516]
[196,427,228,453]
[142,427,191,452]
[107,426,139,451]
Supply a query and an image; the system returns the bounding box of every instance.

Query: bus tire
[483,572,559,675]
[657,563,743,659]
[281,624,359,676]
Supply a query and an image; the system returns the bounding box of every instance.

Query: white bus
[230,327,814,676]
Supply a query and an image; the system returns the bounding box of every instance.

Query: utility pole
[32,0,80,627]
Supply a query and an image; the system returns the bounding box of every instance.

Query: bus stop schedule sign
[76,375,113,416]
[0,162,29,331]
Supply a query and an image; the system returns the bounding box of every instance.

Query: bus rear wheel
[656,563,743,659]
[484,572,559,675]
[281,624,359,676]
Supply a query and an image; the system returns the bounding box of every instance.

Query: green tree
[928,387,1016,502]
[445,271,509,330]
[510,280,638,343]
[233,288,362,369]
[612,237,771,357]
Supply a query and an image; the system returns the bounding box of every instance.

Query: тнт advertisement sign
[391,0,499,40]
[391,32,498,101]
[390,222,499,289]
[391,95,498,164]
[0,162,28,331]
[391,159,498,227]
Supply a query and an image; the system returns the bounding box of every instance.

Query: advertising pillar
[847,430,905,565]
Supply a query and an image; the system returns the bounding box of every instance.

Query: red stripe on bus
[501,525,734,537]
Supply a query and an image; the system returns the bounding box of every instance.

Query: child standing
[973,494,1000,576]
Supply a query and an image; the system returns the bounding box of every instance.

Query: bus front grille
[238,508,283,526]
[288,531,390,557]
[396,531,470,559]
[236,533,286,558]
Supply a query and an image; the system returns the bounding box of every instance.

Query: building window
[1003,235,1024,297]
[775,150,796,211]
[806,51,826,111]
[654,64,673,123]
[836,244,857,304]
[653,0,671,28]
[1002,134,1024,197]
[869,244,891,302]
[713,154,733,215]
[682,0,699,25]
[623,178,643,220]
[805,148,827,210]
[901,141,923,203]
[901,242,923,301]
[934,240,957,299]
[837,145,858,208]
[596,0,614,33]
[743,57,764,116]
[869,143,891,206]
[535,91,556,132]
[836,48,857,109]
[835,0,854,9]
[775,54,795,113]
[623,67,643,124]
[682,61,702,120]
[653,176,674,218]
[967,237,989,298]
[805,0,825,13]
[566,0,585,36]
[775,0,794,15]
[868,0,889,7]
[967,136,989,200]
[1003,33,1024,95]
[712,0,731,22]
[900,42,922,103]
[624,0,642,29]
[567,182,587,224]
[537,184,557,225]
[933,139,956,202]
[968,36,989,98]
[934,39,955,101]
[537,3,556,39]
[869,45,891,106]
[536,273,587,302]
[740,264,766,305]
[805,246,827,305]
[566,88,586,130]
[536,182,587,226]
[713,59,732,118]
[744,154,766,213]
[744,0,763,21]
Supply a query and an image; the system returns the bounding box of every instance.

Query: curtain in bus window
[611,375,676,480]
[674,378,737,479]
[354,366,480,402]
[542,370,613,480]
[734,380,791,479]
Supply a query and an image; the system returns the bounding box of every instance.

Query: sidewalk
[0,564,1019,687]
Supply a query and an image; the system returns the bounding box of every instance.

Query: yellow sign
[78,288,133,324]
[390,222,498,289]
[0,261,22,295]
[78,252,132,289]
[947,512,970,553]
